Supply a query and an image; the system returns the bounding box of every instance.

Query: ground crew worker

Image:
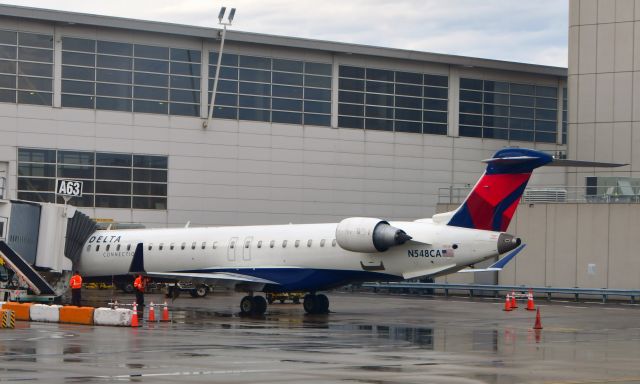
[133,274,147,313]
[69,271,82,306]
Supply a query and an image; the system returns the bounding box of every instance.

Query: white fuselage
[79,220,502,292]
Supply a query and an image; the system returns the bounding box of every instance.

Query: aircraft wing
[142,271,278,285]
[127,243,279,289]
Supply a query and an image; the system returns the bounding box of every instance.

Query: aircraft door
[242,236,252,261]
[227,237,238,261]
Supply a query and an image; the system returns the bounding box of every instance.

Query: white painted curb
[30,304,62,322]
[93,307,132,326]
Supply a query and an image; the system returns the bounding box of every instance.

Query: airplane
[78,147,621,315]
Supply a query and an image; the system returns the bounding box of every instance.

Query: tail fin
[446,148,553,231]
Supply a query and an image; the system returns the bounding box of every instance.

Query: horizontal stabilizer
[459,244,526,273]
[548,159,627,168]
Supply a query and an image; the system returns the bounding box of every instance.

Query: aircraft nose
[497,233,521,254]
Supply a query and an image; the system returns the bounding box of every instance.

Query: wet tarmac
[1,291,640,383]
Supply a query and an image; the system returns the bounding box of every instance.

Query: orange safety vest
[70,274,82,289]
[134,276,145,292]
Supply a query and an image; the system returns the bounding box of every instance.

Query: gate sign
[56,179,83,197]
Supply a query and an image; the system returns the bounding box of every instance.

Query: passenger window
[96,245,100,251]
[86,244,91,251]
[170,243,175,250]
[245,240,250,248]
[201,242,206,249]
[282,240,287,248]
[213,242,217,249]
[257,240,262,248]
[307,239,312,247]
[126,244,131,251]
[181,242,186,250]
[106,244,110,251]
[159,243,164,251]
[270,240,275,248]
[332,239,336,247]
[191,242,196,250]
[230,241,235,249]
[116,244,121,251]
[148,244,152,251]
[320,239,326,247]
[295,240,300,248]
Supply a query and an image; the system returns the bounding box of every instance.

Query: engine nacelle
[335,217,412,253]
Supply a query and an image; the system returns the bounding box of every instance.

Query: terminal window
[17,148,168,210]
[337,65,448,135]
[208,52,332,126]
[0,30,53,106]
[458,78,559,143]
[60,37,200,116]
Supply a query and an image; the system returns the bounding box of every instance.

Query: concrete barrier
[93,308,132,327]
[59,306,94,325]
[30,304,62,323]
[3,302,32,321]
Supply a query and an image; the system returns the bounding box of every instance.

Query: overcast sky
[3,0,568,67]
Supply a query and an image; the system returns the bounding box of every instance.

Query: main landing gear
[303,293,329,314]
[240,295,267,316]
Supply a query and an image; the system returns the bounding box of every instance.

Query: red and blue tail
[447,148,553,232]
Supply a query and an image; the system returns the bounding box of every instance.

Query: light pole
[204,6,236,129]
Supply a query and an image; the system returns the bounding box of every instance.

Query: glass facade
[337,65,448,134]
[61,37,201,116]
[0,28,568,145]
[0,30,53,105]
[17,148,168,209]
[458,78,559,143]
[208,53,332,126]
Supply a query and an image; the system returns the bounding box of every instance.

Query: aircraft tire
[303,294,316,314]
[240,295,253,315]
[252,296,267,315]
[191,284,208,298]
[316,294,329,313]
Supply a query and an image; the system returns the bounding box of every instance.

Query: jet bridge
[0,199,97,300]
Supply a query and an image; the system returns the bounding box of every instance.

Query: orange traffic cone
[149,302,156,322]
[533,307,543,329]
[160,301,170,322]
[503,294,512,311]
[526,292,536,311]
[510,291,518,308]
[131,302,139,327]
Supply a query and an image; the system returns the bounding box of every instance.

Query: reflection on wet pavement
[0,291,639,383]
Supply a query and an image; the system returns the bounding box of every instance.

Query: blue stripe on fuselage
[182,268,399,292]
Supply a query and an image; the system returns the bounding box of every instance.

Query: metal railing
[438,185,640,205]
[362,282,640,304]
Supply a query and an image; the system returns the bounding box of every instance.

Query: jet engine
[335,217,412,253]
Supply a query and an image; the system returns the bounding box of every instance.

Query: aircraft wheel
[303,294,316,314]
[190,284,208,298]
[252,296,267,315]
[316,294,329,313]
[240,295,253,315]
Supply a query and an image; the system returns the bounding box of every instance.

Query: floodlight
[218,7,226,22]
[228,8,236,23]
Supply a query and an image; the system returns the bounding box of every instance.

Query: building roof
[0,3,567,77]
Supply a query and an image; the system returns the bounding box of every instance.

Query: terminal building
[0,4,568,228]
[2,2,638,292]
